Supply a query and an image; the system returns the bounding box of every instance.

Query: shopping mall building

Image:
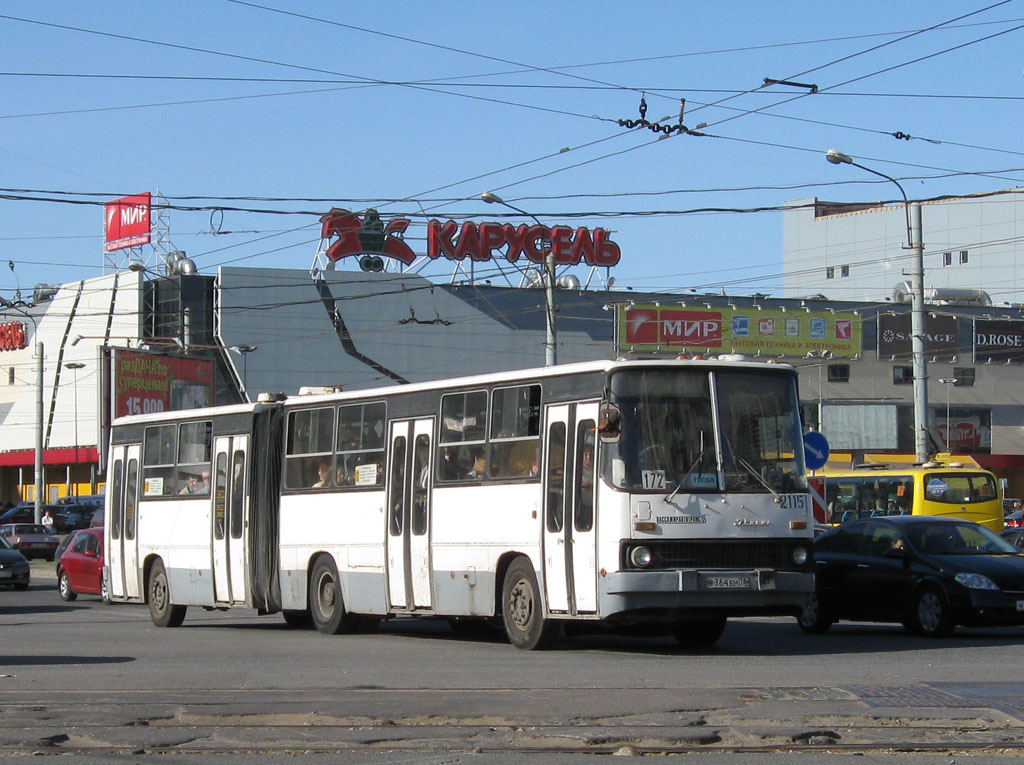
[4,258,1024,505]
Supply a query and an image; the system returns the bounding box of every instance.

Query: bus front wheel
[309,557,359,635]
[148,560,186,628]
[501,557,558,650]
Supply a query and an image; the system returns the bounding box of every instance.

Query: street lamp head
[939,377,957,384]
[825,149,853,165]
[128,261,147,273]
[480,191,503,205]
[64,362,85,370]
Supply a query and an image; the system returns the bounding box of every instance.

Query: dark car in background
[0,503,37,525]
[54,503,97,531]
[56,527,106,601]
[89,505,104,528]
[1001,526,1024,550]
[0,503,68,531]
[0,523,60,561]
[798,516,1024,637]
[0,534,30,590]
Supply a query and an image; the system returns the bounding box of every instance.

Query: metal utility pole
[481,192,557,365]
[826,150,929,462]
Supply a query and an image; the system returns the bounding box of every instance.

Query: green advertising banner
[617,303,862,358]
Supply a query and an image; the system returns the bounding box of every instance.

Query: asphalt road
[4,560,1024,760]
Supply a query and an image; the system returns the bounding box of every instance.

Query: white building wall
[783,189,1024,305]
[0,272,142,454]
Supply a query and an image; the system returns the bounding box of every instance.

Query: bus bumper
[598,569,814,617]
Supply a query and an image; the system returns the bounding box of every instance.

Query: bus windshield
[605,368,806,494]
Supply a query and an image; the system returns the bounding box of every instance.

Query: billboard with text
[104,192,152,252]
[617,304,861,357]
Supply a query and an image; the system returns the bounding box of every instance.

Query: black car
[0,534,30,590]
[54,502,96,531]
[798,516,1024,637]
[1001,526,1024,550]
[2,504,69,531]
[0,503,37,525]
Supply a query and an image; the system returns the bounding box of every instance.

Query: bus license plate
[704,575,750,590]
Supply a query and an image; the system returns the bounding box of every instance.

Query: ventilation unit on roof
[33,284,58,303]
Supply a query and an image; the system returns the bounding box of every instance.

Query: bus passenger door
[543,405,571,613]
[387,419,434,611]
[542,403,599,616]
[106,446,126,599]
[212,436,249,604]
[571,403,599,613]
[109,443,141,600]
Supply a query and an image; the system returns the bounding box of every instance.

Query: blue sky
[1,1,1022,298]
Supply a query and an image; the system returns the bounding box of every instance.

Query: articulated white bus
[103,358,814,649]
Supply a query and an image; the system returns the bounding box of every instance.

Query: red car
[56,528,107,602]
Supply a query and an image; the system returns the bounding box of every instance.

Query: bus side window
[438,391,487,482]
[284,407,335,491]
[546,422,566,533]
[389,437,407,536]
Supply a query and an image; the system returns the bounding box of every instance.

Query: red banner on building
[104,193,152,252]
[113,349,214,418]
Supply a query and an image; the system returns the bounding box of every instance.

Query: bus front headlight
[629,545,653,568]
[792,546,808,565]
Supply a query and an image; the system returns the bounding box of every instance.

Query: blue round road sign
[804,431,830,471]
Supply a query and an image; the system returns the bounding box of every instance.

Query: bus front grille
[621,539,806,571]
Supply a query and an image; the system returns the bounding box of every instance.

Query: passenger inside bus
[312,460,332,488]
[466,456,486,480]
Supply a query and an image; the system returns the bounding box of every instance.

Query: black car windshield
[907,522,1018,555]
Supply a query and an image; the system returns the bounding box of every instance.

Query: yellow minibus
[820,459,1002,533]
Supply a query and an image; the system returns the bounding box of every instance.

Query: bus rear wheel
[501,557,558,650]
[148,560,187,628]
[309,557,359,635]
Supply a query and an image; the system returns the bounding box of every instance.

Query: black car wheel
[797,592,832,634]
[912,586,954,638]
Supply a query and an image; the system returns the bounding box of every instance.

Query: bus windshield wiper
[665,431,705,503]
[734,456,782,503]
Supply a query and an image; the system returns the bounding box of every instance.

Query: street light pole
[481,192,557,366]
[939,377,957,452]
[230,345,258,399]
[65,362,85,498]
[805,349,832,432]
[826,150,929,462]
